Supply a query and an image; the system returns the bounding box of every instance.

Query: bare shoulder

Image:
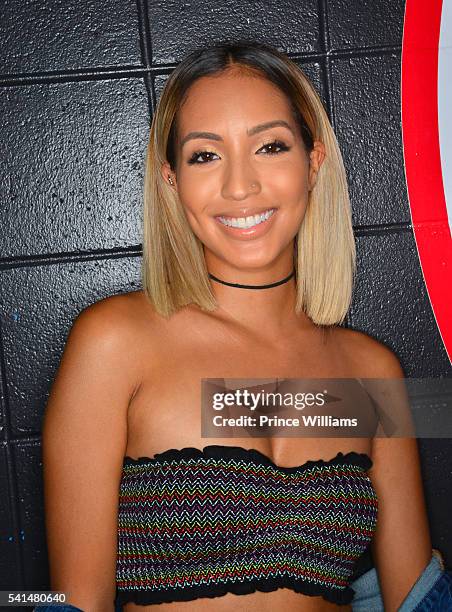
[77,290,136,327]
[332,327,405,378]
[75,289,160,339]
[69,291,163,390]
[43,290,156,610]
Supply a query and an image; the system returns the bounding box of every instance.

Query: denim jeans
[351,549,452,611]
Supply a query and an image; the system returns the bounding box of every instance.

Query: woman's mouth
[214,208,277,239]
[216,208,276,228]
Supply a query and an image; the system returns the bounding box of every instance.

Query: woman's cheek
[178,176,214,216]
[269,186,308,218]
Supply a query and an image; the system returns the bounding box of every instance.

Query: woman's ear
[308,141,326,191]
[161,161,177,189]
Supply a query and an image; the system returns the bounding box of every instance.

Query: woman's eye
[187,150,219,165]
[259,140,290,155]
[187,140,290,165]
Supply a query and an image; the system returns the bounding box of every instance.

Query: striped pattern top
[115,445,378,607]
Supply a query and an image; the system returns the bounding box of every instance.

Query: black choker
[208,269,295,290]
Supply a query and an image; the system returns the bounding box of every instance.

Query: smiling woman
[38,40,451,612]
[144,43,354,325]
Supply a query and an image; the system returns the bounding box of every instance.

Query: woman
[38,41,449,612]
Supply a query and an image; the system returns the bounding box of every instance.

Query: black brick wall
[0,0,450,608]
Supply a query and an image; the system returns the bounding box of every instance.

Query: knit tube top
[115,445,378,607]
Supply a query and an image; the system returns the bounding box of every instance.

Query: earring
[168,175,174,186]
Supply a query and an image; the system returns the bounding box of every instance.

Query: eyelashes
[187,140,291,165]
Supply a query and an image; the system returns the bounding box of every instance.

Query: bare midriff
[123,590,352,612]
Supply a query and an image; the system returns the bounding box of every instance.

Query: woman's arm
[42,297,140,612]
[367,346,432,611]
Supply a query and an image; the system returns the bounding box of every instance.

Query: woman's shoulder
[332,326,405,378]
[77,290,160,330]
[74,289,180,352]
[69,291,144,354]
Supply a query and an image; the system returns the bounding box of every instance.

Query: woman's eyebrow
[180,120,295,148]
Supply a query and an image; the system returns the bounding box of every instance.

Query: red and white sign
[402,0,452,364]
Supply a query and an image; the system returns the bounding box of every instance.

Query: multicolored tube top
[115,445,378,607]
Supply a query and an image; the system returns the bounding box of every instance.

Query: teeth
[218,209,275,229]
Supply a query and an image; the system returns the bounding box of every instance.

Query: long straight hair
[142,40,356,325]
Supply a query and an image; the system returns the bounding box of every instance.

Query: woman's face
[163,69,324,273]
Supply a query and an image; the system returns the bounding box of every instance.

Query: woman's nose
[220,158,261,201]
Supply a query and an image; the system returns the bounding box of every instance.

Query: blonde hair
[142,41,356,325]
